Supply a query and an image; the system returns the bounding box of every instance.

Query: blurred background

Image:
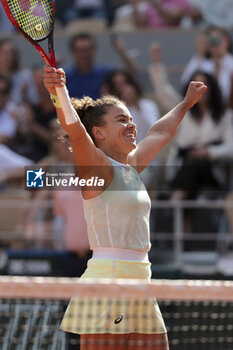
[1,0,233,282]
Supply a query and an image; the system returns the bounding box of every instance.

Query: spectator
[57,0,118,26]
[0,144,33,189]
[115,0,146,25]
[0,74,17,145]
[181,27,233,105]
[190,0,233,29]
[224,192,233,240]
[0,39,39,105]
[65,33,112,100]
[116,0,191,29]
[229,75,233,111]
[8,67,57,162]
[51,124,91,350]
[0,144,32,172]
[65,32,136,100]
[103,0,120,27]
[168,71,233,200]
[55,0,75,25]
[24,122,91,272]
[64,0,106,23]
[53,188,91,276]
[148,45,233,198]
[51,124,90,270]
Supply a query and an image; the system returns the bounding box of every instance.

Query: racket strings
[8,0,54,40]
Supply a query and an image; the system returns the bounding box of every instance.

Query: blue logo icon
[26,168,45,188]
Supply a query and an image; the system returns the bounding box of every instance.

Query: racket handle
[55,86,77,125]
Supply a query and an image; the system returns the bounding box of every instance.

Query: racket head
[1,0,57,66]
[1,0,56,42]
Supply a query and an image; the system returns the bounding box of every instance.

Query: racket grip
[55,86,77,125]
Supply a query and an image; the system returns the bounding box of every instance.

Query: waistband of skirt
[92,247,149,262]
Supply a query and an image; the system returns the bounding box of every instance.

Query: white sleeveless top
[82,158,151,252]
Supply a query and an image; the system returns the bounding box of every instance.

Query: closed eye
[115,114,134,123]
[117,116,133,123]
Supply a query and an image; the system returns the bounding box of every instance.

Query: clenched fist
[184,81,208,109]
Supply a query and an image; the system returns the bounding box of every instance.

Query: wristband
[50,93,62,109]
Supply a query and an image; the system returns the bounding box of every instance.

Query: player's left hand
[184,81,208,109]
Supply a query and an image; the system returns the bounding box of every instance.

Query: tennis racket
[1,0,75,123]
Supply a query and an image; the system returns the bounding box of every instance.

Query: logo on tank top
[114,315,124,324]
[120,167,134,184]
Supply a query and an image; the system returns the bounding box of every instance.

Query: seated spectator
[181,27,233,106]
[103,0,122,27]
[64,0,106,24]
[53,188,91,275]
[0,144,33,189]
[115,0,146,26]
[65,33,111,99]
[0,39,39,106]
[57,0,119,26]
[116,0,191,29]
[0,74,17,145]
[190,0,233,29]
[24,123,91,270]
[50,123,90,265]
[65,32,136,100]
[224,192,233,240]
[229,75,233,111]
[0,144,32,172]
[149,42,233,204]
[9,67,57,162]
[55,0,75,25]
[168,71,233,200]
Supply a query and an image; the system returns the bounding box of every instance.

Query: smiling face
[93,104,137,158]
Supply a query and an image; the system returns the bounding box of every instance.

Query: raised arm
[148,42,181,113]
[111,35,138,75]
[43,67,111,172]
[129,81,207,171]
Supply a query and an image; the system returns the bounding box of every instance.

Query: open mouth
[125,133,136,140]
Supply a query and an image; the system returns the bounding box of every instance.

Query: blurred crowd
[1,0,233,33]
[0,5,233,274]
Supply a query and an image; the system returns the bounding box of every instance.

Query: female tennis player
[43,66,207,350]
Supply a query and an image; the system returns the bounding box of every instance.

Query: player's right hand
[43,66,66,95]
